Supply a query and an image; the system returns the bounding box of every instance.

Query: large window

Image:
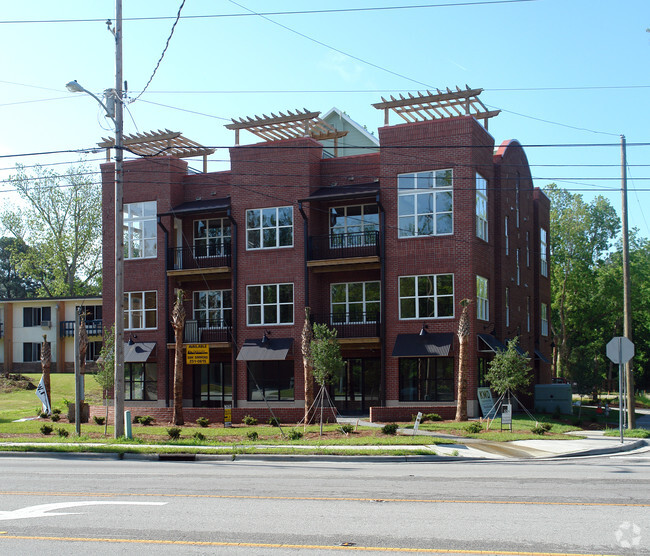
[124,291,157,330]
[247,361,294,401]
[23,342,41,362]
[540,228,548,277]
[477,276,489,321]
[125,362,157,401]
[398,169,453,237]
[193,290,232,327]
[329,204,379,247]
[476,173,488,241]
[331,281,380,323]
[504,216,509,256]
[246,206,293,249]
[505,287,510,328]
[86,341,102,362]
[399,274,454,319]
[194,362,232,407]
[247,283,293,325]
[124,201,157,259]
[194,218,231,257]
[23,306,51,327]
[541,303,549,336]
[399,357,454,401]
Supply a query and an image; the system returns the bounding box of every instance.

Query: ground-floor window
[478,357,489,388]
[247,360,294,401]
[125,362,157,401]
[23,342,41,362]
[194,362,232,407]
[86,341,102,362]
[399,357,454,401]
[328,358,381,413]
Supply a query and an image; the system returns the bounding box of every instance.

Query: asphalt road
[1,450,649,555]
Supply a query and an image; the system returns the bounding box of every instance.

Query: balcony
[167,240,232,278]
[312,312,380,341]
[60,320,103,337]
[168,320,232,345]
[307,231,380,272]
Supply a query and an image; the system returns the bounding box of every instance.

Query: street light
[66,79,125,438]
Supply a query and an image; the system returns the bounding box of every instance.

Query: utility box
[534,384,572,415]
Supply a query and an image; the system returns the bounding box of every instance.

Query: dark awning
[391,333,453,357]
[477,333,507,353]
[535,349,550,364]
[299,183,379,203]
[159,197,230,217]
[505,338,527,357]
[124,342,156,363]
[237,338,293,361]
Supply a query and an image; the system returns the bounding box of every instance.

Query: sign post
[501,404,512,432]
[606,336,635,444]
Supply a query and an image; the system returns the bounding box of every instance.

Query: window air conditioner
[41,321,52,328]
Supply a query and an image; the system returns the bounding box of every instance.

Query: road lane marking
[0,491,647,507]
[0,501,166,521]
[0,534,624,555]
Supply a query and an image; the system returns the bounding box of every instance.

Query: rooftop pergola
[98,129,215,172]
[225,109,348,155]
[372,86,500,129]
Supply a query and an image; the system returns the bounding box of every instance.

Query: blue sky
[1,0,649,238]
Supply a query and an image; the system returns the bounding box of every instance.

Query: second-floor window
[124,201,157,259]
[399,274,454,319]
[505,287,510,328]
[23,306,51,327]
[193,290,232,327]
[331,281,380,323]
[398,169,453,238]
[541,302,549,336]
[124,291,157,330]
[246,207,293,250]
[194,218,231,257]
[504,216,509,256]
[476,173,488,241]
[247,283,293,325]
[329,204,379,247]
[540,228,548,277]
[477,276,489,321]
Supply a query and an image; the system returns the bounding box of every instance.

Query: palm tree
[40,334,51,407]
[455,298,472,421]
[302,307,315,428]
[172,289,186,425]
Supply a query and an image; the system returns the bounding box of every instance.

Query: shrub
[242,415,257,426]
[541,422,552,432]
[247,431,259,441]
[571,417,582,427]
[51,413,61,422]
[132,415,142,424]
[40,424,53,435]
[287,429,303,440]
[381,423,398,435]
[465,421,483,434]
[39,411,49,419]
[57,428,69,438]
[166,427,182,440]
[423,413,442,422]
[193,432,206,441]
[93,416,106,426]
[139,415,154,426]
[531,425,547,435]
[196,417,210,428]
[340,424,354,434]
[268,417,280,427]
[52,408,62,415]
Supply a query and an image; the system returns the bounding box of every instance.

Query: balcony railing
[168,319,232,344]
[60,320,103,337]
[312,312,380,338]
[308,231,380,261]
[168,240,232,271]
[0,322,3,338]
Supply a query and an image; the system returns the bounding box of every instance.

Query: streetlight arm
[66,80,116,124]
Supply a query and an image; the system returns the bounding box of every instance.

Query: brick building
[101,88,551,422]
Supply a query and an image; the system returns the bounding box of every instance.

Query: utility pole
[621,135,635,429]
[113,0,125,438]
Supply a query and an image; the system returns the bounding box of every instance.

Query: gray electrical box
[534,384,572,415]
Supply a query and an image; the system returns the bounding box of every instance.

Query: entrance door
[331,358,380,414]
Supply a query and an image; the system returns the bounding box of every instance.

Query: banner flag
[35,375,51,415]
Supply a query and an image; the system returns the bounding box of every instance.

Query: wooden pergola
[225,109,348,155]
[372,86,500,129]
[98,129,215,172]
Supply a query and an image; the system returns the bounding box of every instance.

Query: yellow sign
[186,344,209,365]
[224,405,232,428]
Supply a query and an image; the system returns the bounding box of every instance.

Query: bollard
[124,410,132,439]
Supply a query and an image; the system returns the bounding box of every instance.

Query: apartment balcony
[312,311,381,346]
[168,320,232,346]
[307,231,380,272]
[167,240,232,280]
[60,320,103,337]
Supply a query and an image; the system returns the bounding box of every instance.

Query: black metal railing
[60,319,103,337]
[308,230,380,261]
[168,319,232,344]
[312,312,380,338]
[167,239,232,271]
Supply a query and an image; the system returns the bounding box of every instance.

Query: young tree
[0,164,102,297]
[485,338,532,399]
[94,326,115,435]
[455,298,471,422]
[310,323,344,434]
[171,290,186,426]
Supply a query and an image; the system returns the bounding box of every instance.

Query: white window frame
[246,206,293,250]
[504,216,509,256]
[477,276,489,321]
[124,201,157,260]
[505,287,510,328]
[476,173,488,241]
[526,296,531,333]
[526,231,530,267]
[246,283,294,326]
[194,218,231,257]
[329,204,379,248]
[516,249,520,286]
[398,274,454,320]
[124,291,157,330]
[541,302,549,336]
[330,281,380,323]
[397,169,453,238]
[193,290,232,328]
[540,227,548,277]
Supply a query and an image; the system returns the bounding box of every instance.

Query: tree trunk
[172,290,186,426]
[455,299,471,422]
[302,307,315,427]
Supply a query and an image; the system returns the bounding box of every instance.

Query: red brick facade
[101,114,551,423]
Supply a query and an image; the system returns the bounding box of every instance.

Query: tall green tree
[310,323,344,388]
[0,237,37,298]
[0,164,102,297]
